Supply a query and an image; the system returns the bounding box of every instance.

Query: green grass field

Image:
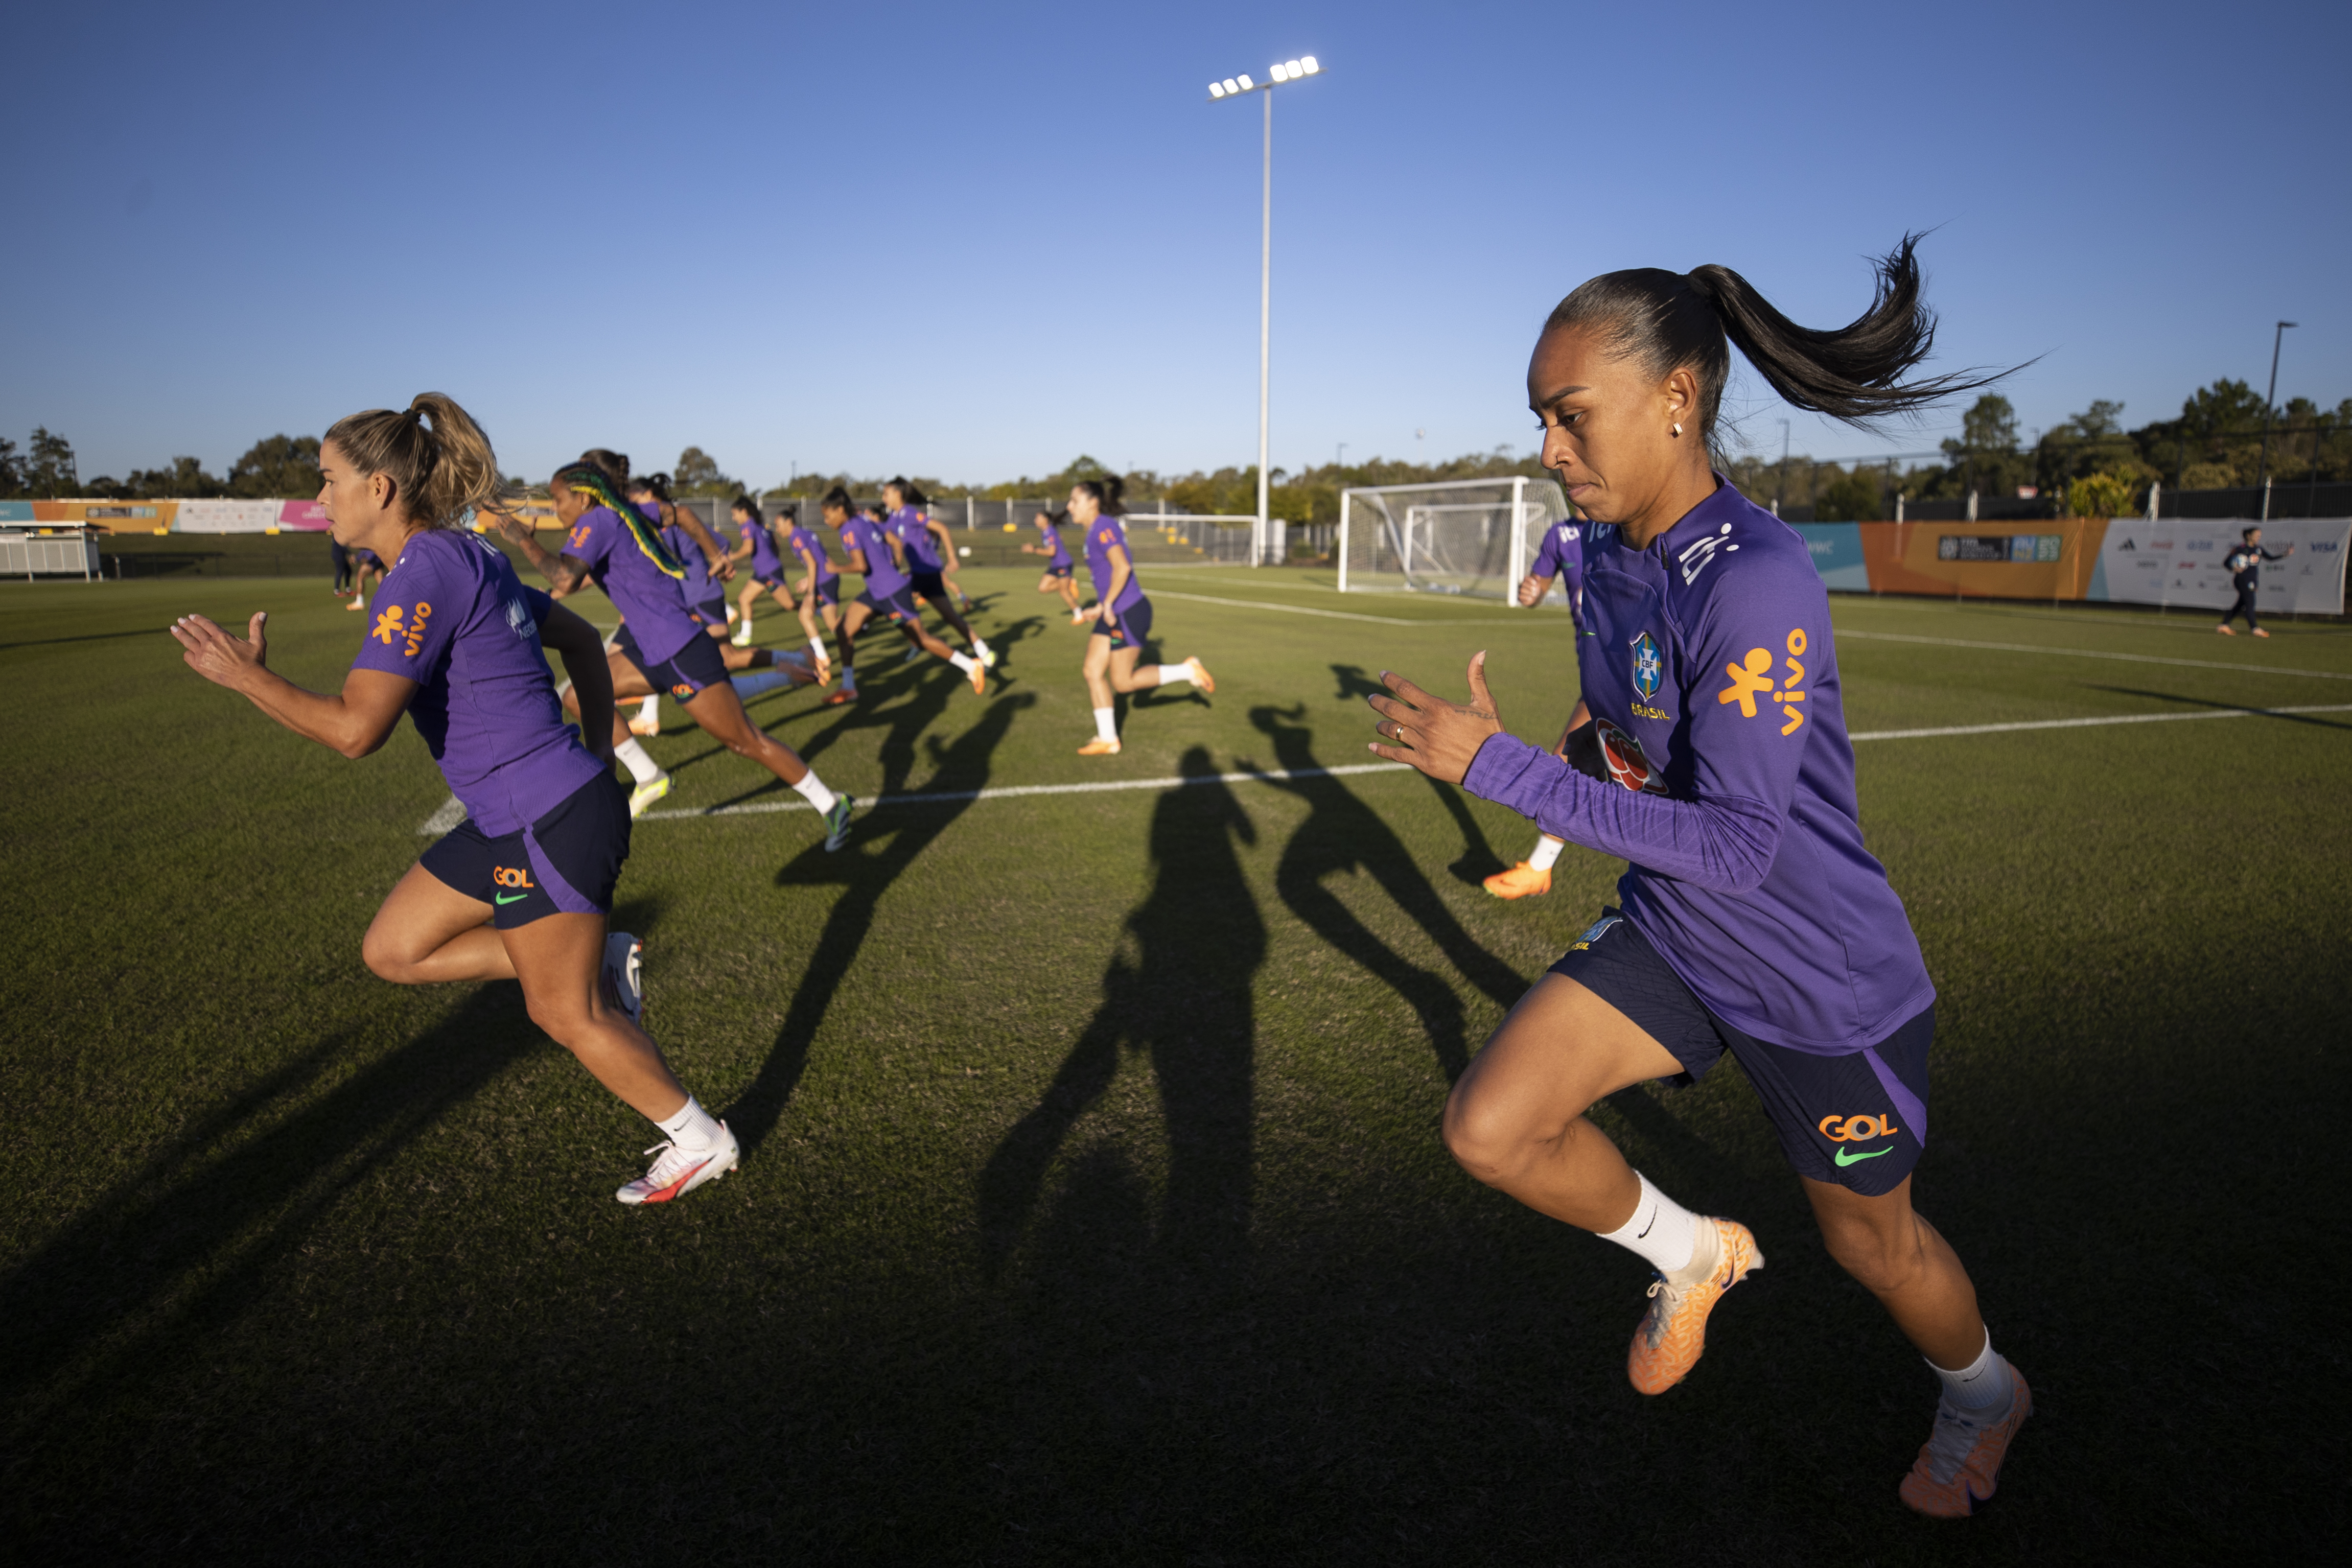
[3,566,2345,1563]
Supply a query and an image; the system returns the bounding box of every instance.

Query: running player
[729,494,798,647]
[884,478,993,668]
[171,392,740,1206]
[498,462,854,846]
[346,545,385,611]
[1484,512,1593,900]
[1072,476,1213,757]
[1366,239,2028,1519]
[1022,507,1087,622]
[623,472,737,735]
[2217,525,2292,638]
[782,504,839,683]
[822,484,988,707]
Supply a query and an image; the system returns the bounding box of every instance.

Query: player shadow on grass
[977,747,1261,1283]
[1332,663,1511,884]
[724,693,1036,1151]
[1238,703,1526,1084]
[0,899,655,1446]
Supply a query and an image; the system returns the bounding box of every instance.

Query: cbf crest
[1629,630,1663,700]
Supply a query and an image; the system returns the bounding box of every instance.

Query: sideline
[414,703,2352,832]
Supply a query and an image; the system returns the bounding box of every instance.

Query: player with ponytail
[1070,474,1214,756]
[499,460,855,849]
[1367,238,2030,1518]
[172,393,745,1206]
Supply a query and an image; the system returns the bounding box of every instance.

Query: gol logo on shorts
[671,683,696,698]
[492,866,536,890]
[1818,1113,1897,1142]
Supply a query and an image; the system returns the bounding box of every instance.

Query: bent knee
[361,933,422,985]
[1441,1088,1546,1186]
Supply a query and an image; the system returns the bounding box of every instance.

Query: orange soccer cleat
[1077,737,1122,756]
[1482,861,1553,900]
[1626,1217,1763,1395]
[1186,657,1216,695]
[1900,1368,2033,1518]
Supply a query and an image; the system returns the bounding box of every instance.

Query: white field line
[1835,627,2352,682]
[1851,702,2352,741]
[1144,588,1521,627]
[413,703,2351,833]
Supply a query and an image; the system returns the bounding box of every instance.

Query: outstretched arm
[172,611,416,760]
[674,510,734,580]
[494,515,593,596]
[539,600,615,763]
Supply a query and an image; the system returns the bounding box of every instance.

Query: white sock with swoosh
[1929,1330,2012,1411]
[1598,1171,1703,1277]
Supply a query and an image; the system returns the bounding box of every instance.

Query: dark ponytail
[1073,474,1125,516]
[1545,234,2013,441]
[578,448,632,483]
[633,471,676,505]
[730,492,758,519]
[822,484,853,515]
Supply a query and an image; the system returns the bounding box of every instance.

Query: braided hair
[553,460,685,579]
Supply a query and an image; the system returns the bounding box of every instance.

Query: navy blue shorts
[813,577,840,607]
[1045,563,1073,579]
[855,587,919,625]
[614,622,730,699]
[1550,909,1933,1195]
[908,569,949,601]
[421,773,630,929]
[1091,595,1153,650]
[687,595,729,630]
[754,569,789,592]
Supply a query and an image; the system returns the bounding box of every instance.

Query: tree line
[10,373,2342,523]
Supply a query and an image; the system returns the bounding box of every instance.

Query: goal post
[1337,476,1571,601]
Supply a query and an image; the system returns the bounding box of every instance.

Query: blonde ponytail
[323,391,507,529]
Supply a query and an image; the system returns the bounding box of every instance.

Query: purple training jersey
[786,525,836,583]
[738,515,784,578]
[1083,515,1146,617]
[891,507,944,573]
[657,507,725,619]
[1460,480,1933,1054]
[1531,518,1585,583]
[563,503,701,666]
[1037,516,1071,568]
[840,514,909,597]
[352,529,606,836]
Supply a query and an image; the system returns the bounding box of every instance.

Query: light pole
[2254,319,2297,520]
[1209,54,1323,565]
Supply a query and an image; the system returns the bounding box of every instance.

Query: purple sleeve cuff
[1459,733,1783,893]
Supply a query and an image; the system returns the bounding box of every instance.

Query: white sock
[792,771,837,814]
[809,636,828,663]
[1529,834,1566,871]
[1155,662,1194,688]
[555,678,574,700]
[656,1093,723,1154]
[1092,707,1119,743]
[637,695,659,723]
[1598,1171,1705,1277]
[1929,1331,2012,1411]
[948,651,978,674]
[732,668,788,697]
[972,637,991,658]
[614,737,662,785]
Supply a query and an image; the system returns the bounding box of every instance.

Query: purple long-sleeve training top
[1460,479,1933,1054]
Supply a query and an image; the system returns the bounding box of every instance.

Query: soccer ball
[1002,522,1016,533]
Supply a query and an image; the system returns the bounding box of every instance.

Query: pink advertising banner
[277,501,333,531]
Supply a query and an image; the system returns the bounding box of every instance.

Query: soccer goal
[1336,476,1571,601]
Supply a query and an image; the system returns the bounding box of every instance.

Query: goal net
[1337,477,1572,600]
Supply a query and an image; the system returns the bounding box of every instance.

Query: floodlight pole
[1209,57,1322,566]
[2254,319,2296,521]
[1258,86,1272,567]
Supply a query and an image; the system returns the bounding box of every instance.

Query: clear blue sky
[7,0,2345,490]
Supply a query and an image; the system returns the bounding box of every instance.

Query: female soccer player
[782,504,839,683]
[498,462,854,847]
[1022,507,1087,622]
[1072,476,1213,757]
[823,484,987,706]
[728,495,798,648]
[345,545,384,611]
[1365,241,2028,1518]
[1484,516,1595,900]
[171,393,740,1206]
[619,473,733,735]
[884,479,993,667]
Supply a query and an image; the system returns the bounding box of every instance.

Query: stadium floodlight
[1206,54,1328,566]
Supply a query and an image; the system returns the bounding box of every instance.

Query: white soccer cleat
[628,774,671,818]
[602,932,644,1024]
[616,1121,740,1206]
[977,644,998,669]
[730,622,754,648]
